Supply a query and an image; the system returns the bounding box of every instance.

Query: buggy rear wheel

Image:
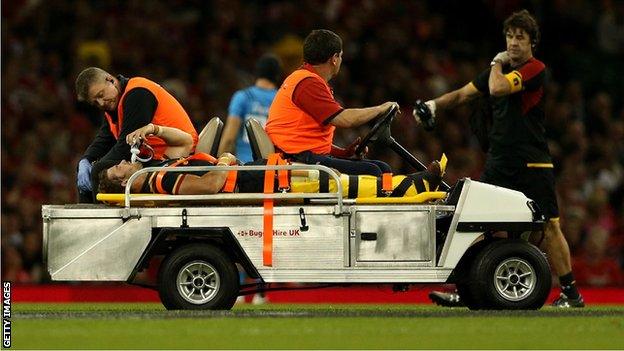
[158,243,239,310]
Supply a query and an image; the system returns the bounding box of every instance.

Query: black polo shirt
[472,58,552,168]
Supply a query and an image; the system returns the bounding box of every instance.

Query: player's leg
[543,218,584,307]
[542,219,571,277]
[295,151,385,176]
[521,167,584,307]
[366,159,392,174]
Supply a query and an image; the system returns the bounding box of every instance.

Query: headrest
[196,117,224,156]
[245,118,275,160]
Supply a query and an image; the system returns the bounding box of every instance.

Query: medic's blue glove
[77,158,93,192]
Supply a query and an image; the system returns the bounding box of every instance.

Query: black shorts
[480,166,559,220]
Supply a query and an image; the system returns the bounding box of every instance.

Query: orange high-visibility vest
[104,77,198,159]
[266,69,335,155]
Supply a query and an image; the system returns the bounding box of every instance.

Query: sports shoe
[429,291,465,307]
[251,294,268,305]
[234,296,245,304]
[551,293,585,308]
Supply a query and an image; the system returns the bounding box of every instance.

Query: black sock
[559,272,580,299]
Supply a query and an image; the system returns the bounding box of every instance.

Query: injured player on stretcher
[97,123,446,199]
[98,151,446,199]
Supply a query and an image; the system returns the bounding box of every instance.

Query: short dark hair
[255,53,282,84]
[303,29,342,65]
[75,67,109,101]
[97,168,125,194]
[503,9,540,48]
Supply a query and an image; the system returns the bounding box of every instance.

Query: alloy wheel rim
[176,260,220,304]
[493,257,536,302]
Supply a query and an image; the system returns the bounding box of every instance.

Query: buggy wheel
[468,239,551,310]
[452,240,490,310]
[158,244,239,310]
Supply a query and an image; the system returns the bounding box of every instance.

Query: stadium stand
[2,0,623,287]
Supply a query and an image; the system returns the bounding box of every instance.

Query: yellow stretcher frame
[96,191,447,206]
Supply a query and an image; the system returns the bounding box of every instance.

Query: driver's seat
[245,118,275,160]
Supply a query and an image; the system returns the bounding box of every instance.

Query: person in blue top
[218,54,282,163]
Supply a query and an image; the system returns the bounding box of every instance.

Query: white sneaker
[251,294,268,305]
[235,296,245,304]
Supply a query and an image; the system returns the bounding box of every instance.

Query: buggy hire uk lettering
[3,281,10,348]
[236,228,301,237]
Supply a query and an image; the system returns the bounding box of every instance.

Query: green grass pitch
[10,303,624,349]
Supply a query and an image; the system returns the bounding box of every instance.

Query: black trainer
[551,293,585,308]
[429,291,465,307]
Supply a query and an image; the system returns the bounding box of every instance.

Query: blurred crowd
[2,0,623,286]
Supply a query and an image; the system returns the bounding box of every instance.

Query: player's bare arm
[218,115,242,155]
[412,83,481,129]
[176,153,235,195]
[489,57,514,96]
[433,83,482,111]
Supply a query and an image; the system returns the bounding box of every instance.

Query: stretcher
[43,108,552,310]
[95,167,448,207]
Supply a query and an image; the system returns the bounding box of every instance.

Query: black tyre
[453,240,490,310]
[468,239,551,310]
[158,244,239,310]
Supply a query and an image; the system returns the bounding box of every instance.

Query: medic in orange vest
[266,29,398,177]
[74,67,198,201]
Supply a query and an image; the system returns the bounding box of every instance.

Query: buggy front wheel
[468,239,551,310]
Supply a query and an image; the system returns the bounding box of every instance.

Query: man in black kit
[414,10,584,308]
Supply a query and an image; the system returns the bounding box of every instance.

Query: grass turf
[10,303,624,349]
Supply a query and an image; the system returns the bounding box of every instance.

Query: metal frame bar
[124,164,345,212]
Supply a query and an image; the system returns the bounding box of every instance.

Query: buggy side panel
[46,217,151,280]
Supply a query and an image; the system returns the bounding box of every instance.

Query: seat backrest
[245,118,275,160]
[196,117,223,156]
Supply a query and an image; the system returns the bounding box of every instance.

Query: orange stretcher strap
[262,153,280,266]
[382,172,393,195]
[222,170,238,193]
[262,199,274,267]
[155,158,188,194]
[188,152,218,164]
[277,156,290,191]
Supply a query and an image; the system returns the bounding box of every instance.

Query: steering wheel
[354,104,399,156]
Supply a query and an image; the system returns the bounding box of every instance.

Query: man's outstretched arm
[432,83,482,111]
[330,102,397,128]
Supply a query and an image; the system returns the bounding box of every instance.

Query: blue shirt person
[219,54,282,163]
